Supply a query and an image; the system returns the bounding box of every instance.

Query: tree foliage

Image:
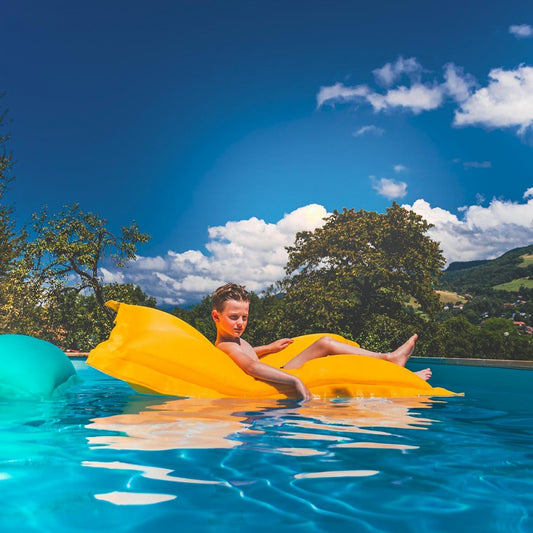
[44,283,156,351]
[29,203,150,321]
[0,105,35,333]
[268,203,445,347]
[172,294,217,342]
[440,316,533,360]
[0,104,17,278]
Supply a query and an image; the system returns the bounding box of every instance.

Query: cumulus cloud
[115,204,329,306]
[371,177,408,199]
[453,65,533,134]
[353,125,384,136]
[442,63,477,103]
[101,268,125,284]
[509,24,533,39]
[393,164,407,173]
[368,83,444,113]
[404,191,533,263]
[373,56,423,86]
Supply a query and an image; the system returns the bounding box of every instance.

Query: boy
[211,283,431,401]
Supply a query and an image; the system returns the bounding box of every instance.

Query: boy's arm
[253,338,293,358]
[219,342,311,401]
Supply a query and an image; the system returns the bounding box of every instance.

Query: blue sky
[2,1,533,305]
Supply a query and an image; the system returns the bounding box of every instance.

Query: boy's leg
[283,334,417,370]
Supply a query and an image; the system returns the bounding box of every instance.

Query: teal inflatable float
[0,334,76,398]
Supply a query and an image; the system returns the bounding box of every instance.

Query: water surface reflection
[86,396,438,454]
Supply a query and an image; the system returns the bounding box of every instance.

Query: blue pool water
[1,360,532,532]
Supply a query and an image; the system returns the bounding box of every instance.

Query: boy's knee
[317,335,335,351]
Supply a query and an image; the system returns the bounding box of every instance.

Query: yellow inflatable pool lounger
[86,301,457,399]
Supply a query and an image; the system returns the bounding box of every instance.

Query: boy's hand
[269,338,293,353]
[294,378,312,402]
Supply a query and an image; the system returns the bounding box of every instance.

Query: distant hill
[441,244,533,293]
[445,259,488,272]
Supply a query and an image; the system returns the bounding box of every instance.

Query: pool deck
[67,352,533,369]
[66,352,89,359]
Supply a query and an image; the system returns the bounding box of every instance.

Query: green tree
[46,283,157,351]
[269,203,445,346]
[0,105,39,333]
[173,294,217,342]
[477,318,528,360]
[244,291,286,346]
[0,104,22,277]
[29,203,150,322]
[463,296,504,320]
[441,316,478,358]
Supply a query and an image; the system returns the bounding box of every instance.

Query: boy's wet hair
[212,283,250,312]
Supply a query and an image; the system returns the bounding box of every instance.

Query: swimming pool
[1,359,532,532]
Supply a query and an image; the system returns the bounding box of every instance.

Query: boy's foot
[415,368,432,381]
[387,334,418,367]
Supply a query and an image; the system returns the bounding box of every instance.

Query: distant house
[513,321,533,335]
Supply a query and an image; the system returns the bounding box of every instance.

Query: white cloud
[133,255,170,271]
[442,63,477,103]
[373,57,422,86]
[317,58,533,137]
[524,188,533,199]
[509,24,533,39]
[404,192,533,263]
[353,125,384,137]
[115,205,329,305]
[317,56,446,114]
[463,161,492,169]
[371,177,408,199]
[367,83,443,113]
[316,82,370,108]
[475,193,486,204]
[100,268,125,284]
[394,164,407,173]
[453,65,533,134]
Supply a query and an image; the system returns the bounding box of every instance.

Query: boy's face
[212,299,249,339]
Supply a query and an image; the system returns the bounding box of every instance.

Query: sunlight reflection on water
[85,396,436,454]
[82,394,440,510]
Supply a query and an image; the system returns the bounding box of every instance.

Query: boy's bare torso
[216,338,259,362]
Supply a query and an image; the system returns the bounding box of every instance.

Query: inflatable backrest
[0,334,76,398]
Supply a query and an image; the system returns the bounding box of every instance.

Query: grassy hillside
[445,259,488,272]
[441,244,533,293]
[520,254,533,267]
[494,277,533,291]
[436,290,466,304]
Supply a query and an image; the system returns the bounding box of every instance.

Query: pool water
[1,360,532,532]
